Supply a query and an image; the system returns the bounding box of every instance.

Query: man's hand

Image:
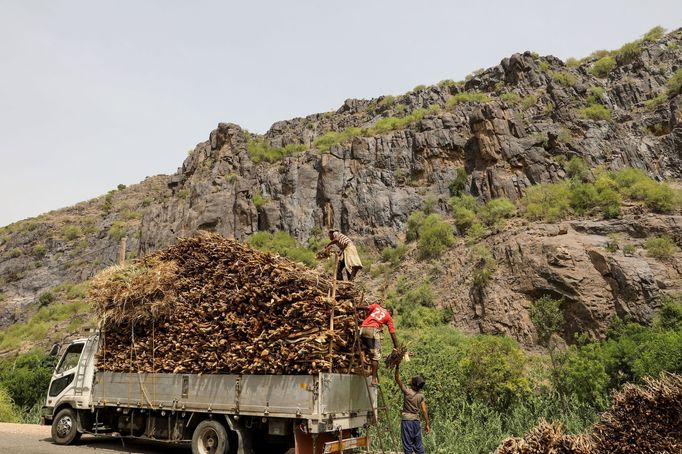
[424,424,431,434]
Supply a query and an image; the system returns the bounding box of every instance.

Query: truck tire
[192,419,230,454]
[51,408,82,445]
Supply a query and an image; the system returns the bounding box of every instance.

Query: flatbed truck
[41,333,375,454]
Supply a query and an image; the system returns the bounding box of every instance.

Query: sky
[1,0,681,227]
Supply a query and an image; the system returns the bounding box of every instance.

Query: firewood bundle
[494,374,682,454]
[90,233,368,375]
[591,373,682,453]
[494,420,592,454]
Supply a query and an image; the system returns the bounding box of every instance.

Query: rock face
[2,28,682,347]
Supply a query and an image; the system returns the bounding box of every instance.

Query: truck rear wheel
[51,408,82,445]
[192,419,230,454]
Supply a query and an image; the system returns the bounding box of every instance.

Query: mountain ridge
[2,25,682,352]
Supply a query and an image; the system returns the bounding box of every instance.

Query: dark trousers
[336,256,351,281]
[401,420,424,454]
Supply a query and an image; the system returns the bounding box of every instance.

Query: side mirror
[49,343,60,357]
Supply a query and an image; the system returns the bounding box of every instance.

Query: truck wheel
[51,408,82,445]
[192,419,230,454]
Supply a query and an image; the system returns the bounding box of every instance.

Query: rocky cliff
[2,27,682,350]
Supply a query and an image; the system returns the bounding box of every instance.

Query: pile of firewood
[91,233,368,375]
[494,420,592,454]
[591,373,682,453]
[494,373,682,454]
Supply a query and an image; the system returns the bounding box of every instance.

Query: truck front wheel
[192,419,230,454]
[51,408,82,445]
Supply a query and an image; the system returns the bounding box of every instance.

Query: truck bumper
[40,406,54,426]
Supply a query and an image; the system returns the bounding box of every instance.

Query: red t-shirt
[361,303,396,334]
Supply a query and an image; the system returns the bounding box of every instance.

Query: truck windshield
[56,343,84,374]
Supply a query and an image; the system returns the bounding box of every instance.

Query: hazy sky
[1,1,681,227]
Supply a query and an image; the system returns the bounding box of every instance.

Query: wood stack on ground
[591,373,682,453]
[494,373,682,454]
[90,233,368,375]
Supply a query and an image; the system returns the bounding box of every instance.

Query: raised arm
[421,400,431,434]
[394,364,408,393]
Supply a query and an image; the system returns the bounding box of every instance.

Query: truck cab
[41,334,98,444]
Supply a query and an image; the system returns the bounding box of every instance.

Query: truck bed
[92,372,375,433]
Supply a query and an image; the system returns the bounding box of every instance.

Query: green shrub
[590,50,611,60]
[597,187,622,218]
[450,194,481,231]
[7,247,22,258]
[612,168,678,213]
[553,346,610,408]
[654,298,682,331]
[579,104,611,120]
[590,57,616,77]
[520,94,538,110]
[667,69,682,96]
[466,222,486,245]
[565,57,580,68]
[551,71,577,86]
[107,221,127,241]
[252,191,268,209]
[565,156,589,181]
[644,235,678,260]
[406,210,426,242]
[65,283,89,300]
[642,25,666,42]
[460,336,531,409]
[622,243,636,256]
[449,168,468,196]
[101,192,114,213]
[569,182,599,214]
[530,296,564,347]
[0,385,20,422]
[586,86,606,105]
[38,291,55,306]
[500,92,520,103]
[32,243,46,257]
[61,225,82,241]
[247,231,316,267]
[381,244,408,267]
[452,206,477,232]
[471,246,496,287]
[412,84,427,93]
[614,41,641,64]
[0,351,56,415]
[644,94,667,110]
[314,131,357,153]
[247,137,306,163]
[447,91,491,107]
[479,197,516,226]
[417,214,455,259]
[522,182,571,221]
[117,184,127,191]
[377,95,396,107]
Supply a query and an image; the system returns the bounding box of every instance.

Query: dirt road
[0,423,191,453]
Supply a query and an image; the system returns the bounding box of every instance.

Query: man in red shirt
[360,303,399,386]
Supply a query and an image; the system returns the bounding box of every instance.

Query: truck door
[47,342,84,405]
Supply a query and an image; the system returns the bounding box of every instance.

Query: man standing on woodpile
[324,229,363,281]
[395,362,430,454]
[361,302,398,386]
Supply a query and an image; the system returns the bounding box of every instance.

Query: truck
[41,331,377,454]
